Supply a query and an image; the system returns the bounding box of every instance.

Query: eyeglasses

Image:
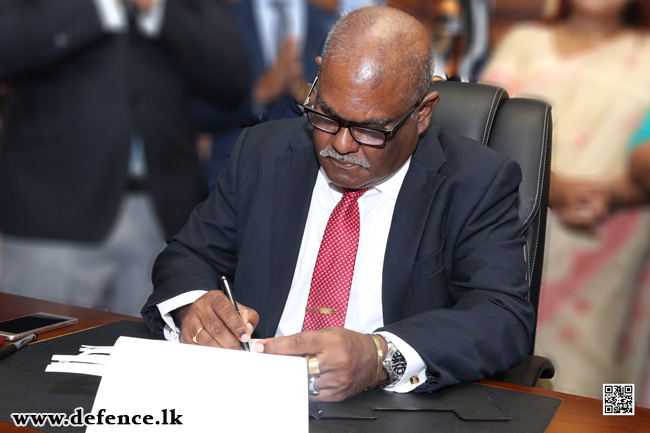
[301,76,424,147]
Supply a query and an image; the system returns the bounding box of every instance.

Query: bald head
[321,6,434,105]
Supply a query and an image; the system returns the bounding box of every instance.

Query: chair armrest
[489,355,555,388]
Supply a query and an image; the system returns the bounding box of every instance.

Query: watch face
[392,350,407,375]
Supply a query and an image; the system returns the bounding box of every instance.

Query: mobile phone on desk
[0,312,77,342]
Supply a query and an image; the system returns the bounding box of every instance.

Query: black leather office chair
[429,80,555,387]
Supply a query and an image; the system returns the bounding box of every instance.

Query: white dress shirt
[157,160,427,392]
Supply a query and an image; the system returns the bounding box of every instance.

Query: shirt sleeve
[156,290,207,341]
[375,331,427,393]
[93,0,126,32]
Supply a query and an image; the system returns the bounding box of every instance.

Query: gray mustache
[319,148,370,169]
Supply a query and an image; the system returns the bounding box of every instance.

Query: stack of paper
[47,337,308,432]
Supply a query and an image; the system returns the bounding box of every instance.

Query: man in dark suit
[142,6,535,402]
[189,0,335,188]
[0,0,248,315]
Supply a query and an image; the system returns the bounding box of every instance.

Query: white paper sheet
[47,336,308,432]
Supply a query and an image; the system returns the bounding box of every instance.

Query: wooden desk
[1,293,648,433]
[0,293,142,350]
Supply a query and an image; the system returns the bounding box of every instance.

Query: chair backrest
[429,80,552,350]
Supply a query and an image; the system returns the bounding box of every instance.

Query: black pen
[220,276,250,352]
[0,333,37,361]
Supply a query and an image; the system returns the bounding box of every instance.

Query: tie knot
[341,187,370,202]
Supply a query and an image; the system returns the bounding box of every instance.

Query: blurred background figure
[428,0,491,81]
[0,0,249,316]
[189,0,335,189]
[481,0,650,404]
[370,0,490,81]
[338,0,384,14]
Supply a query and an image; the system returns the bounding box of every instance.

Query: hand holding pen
[176,279,259,349]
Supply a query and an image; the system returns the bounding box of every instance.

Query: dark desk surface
[1,293,648,433]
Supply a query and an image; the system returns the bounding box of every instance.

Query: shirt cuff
[137,0,166,37]
[93,0,126,32]
[157,289,207,341]
[375,331,427,393]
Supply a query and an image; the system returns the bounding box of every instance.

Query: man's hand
[255,328,383,402]
[253,36,305,106]
[178,291,259,349]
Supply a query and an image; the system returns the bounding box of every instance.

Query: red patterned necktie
[302,187,370,331]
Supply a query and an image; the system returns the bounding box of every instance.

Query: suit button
[130,95,143,107]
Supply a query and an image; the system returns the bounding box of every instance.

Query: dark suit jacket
[142,117,536,392]
[189,0,335,188]
[0,0,249,241]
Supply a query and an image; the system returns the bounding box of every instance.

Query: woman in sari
[481,0,650,403]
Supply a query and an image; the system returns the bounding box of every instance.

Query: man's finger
[199,311,242,349]
[180,313,203,345]
[238,304,259,335]
[181,291,252,349]
[182,295,232,348]
[180,309,221,347]
[208,293,253,347]
[255,331,321,356]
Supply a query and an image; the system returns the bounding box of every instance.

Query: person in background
[0,0,249,316]
[142,6,535,403]
[189,0,335,189]
[481,0,650,403]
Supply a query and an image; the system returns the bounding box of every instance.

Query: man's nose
[331,127,360,154]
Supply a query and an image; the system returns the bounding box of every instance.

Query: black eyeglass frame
[301,75,426,147]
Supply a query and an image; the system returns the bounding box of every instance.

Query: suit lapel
[382,127,447,325]
[264,127,319,334]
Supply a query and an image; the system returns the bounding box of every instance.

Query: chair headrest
[429,80,508,145]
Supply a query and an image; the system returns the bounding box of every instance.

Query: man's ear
[315,56,322,67]
[416,91,440,135]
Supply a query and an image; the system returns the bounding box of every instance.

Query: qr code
[603,384,635,415]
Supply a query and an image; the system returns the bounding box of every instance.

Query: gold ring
[307,356,320,377]
[192,327,204,344]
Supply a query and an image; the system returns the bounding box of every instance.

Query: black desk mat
[0,321,561,432]
[314,382,510,420]
[310,385,561,433]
